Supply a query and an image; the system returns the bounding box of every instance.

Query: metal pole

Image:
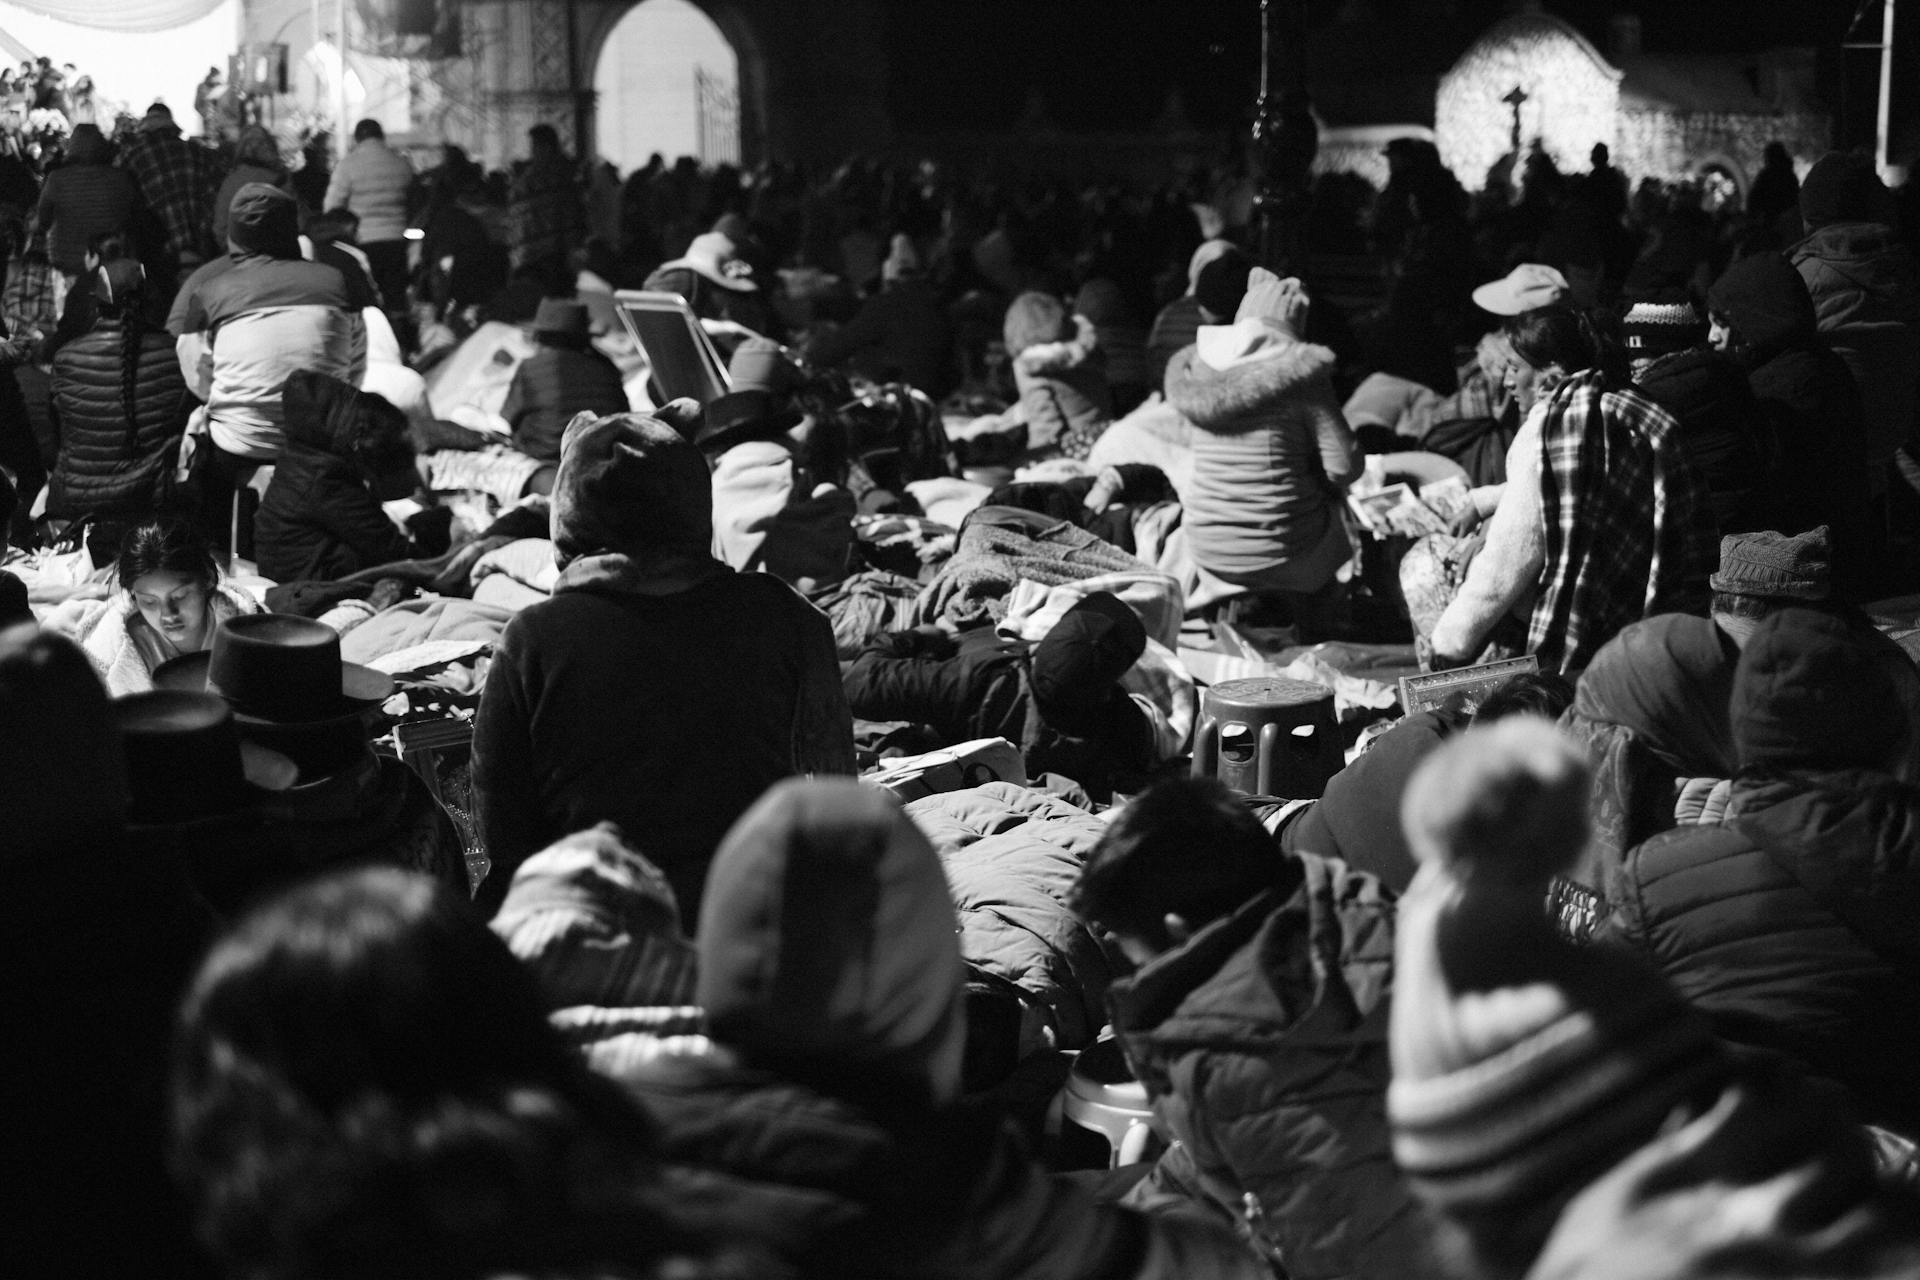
[336,0,351,160]
[1877,0,1896,179]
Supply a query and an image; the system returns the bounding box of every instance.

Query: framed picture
[612,290,731,408]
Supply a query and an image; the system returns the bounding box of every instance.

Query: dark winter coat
[46,316,193,520]
[1790,221,1920,466]
[841,625,1152,801]
[500,343,629,461]
[472,561,856,923]
[1632,347,1770,534]
[1110,855,1431,1279]
[1606,635,1920,1136]
[1707,252,1876,599]
[253,369,415,584]
[1281,710,1460,894]
[34,130,146,275]
[807,277,955,397]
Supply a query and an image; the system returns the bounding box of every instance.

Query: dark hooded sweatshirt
[253,369,415,584]
[471,412,856,921]
[1606,609,1920,1136]
[1706,252,1874,599]
[609,779,1261,1280]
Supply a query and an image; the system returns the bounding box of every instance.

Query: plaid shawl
[1529,370,1716,672]
[120,133,219,260]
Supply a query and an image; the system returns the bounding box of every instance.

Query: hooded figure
[210,125,289,249]
[33,122,145,276]
[609,778,1265,1280]
[1788,152,1920,472]
[253,370,419,583]
[1606,608,1920,1137]
[1557,614,1741,899]
[1707,251,1874,598]
[472,412,855,922]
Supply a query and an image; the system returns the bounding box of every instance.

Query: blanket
[339,597,518,667]
[913,509,1146,632]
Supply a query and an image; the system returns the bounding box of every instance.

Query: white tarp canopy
[0,0,237,132]
[6,0,223,33]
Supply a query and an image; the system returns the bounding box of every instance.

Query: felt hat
[1731,607,1905,771]
[531,297,591,340]
[154,615,390,783]
[1709,526,1831,601]
[727,336,802,397]
[1621,299,1705,360]
[227,182,300,258]
[661,231,758,292]
[137,101,178,134]
[693,388,802,455]
[109,690,297,828]
[1472,263,1569,316]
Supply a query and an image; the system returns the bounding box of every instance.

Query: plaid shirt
[1530,370,1717,672]
[118,131,219,260]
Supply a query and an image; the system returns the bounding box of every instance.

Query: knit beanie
[1391,722,1730,1275]
[1709,526,1831,601]
[550,411,713,566]
[1028,591,1148,736]
[1798,150,1895,231]
[1731,607,1905,771]
[1621,300,1705,362]
[727,336,801,397]
[227,182,301,258]
[1002,290,1071,357]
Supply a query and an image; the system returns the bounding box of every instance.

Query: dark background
[883,0,1886,146]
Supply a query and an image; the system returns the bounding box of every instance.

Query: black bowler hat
[154,613,391,725]
[109,690,297,828]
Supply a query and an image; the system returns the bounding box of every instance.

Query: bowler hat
[694,388,802,454]
[532,297,591,340]
[110,690,297,828]
[153,614,392,726]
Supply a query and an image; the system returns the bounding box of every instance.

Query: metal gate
[695,65,738,165]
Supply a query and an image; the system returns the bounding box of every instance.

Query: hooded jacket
[170,184,365,461]
[34,125,146,274]
[1111,854,1430,1280]
[609,779,1264,1280]
[1607,609,1920,1136]
[47,309,194,520]
[1167,320,1358,591]
[253,370,415,584]
[1707,252,1874,598]
[1631,347,1770,534]
[472,413,856,923]
[1790,220,1920,467]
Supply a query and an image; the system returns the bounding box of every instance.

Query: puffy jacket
[171,249,366,461]
[47,317,193,520]
[500,343,629,461]
[608,779,1263,1280]
[1110,854,1430,1280]
[906,782,1117,1052]
[1631,347,1771,533]
[1790,222,1920,466]
[1167,320,1358,592]
[1707,252,1876,600]
[322,138,414,244]
[35,140,146,275]
[254,369,414,584]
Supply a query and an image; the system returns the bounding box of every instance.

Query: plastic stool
[1059,1037,1158,1168]
[1192,675,1343,798]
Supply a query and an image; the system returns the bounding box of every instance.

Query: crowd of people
[4,92,1920,1280]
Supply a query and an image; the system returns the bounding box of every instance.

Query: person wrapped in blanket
[1403,303,1717,675]
[1003,291,1114,463]
[842,589,1154,803]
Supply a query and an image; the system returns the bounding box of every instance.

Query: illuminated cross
[1502,85,1529,153]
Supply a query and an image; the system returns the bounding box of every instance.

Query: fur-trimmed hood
[1166,323,1338,432]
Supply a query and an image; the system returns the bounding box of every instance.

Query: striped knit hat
[1621,299,1706,360]
[1391,723,1731,1273]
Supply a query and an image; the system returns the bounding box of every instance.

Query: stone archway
[577,0,769,166]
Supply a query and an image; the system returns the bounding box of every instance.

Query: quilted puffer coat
[1109,852,1432,1280]
[47,316,194,520]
